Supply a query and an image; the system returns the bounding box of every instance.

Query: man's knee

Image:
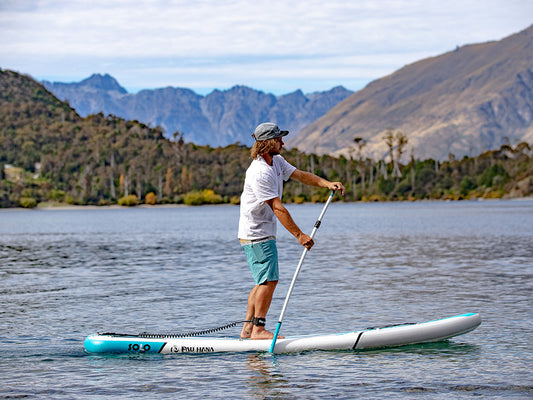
[259,280,278,287]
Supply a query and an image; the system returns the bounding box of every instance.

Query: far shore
[0,203,210,211]
[1,196,532,212]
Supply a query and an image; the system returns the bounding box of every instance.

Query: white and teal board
[84,313,481,354]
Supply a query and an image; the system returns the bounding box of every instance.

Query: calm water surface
[1,200,532,399]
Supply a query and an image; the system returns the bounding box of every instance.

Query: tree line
[1,69,532,208]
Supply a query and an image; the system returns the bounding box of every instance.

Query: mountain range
[42,76,353,147]
[289,25,533,161]
[42,25,533,161]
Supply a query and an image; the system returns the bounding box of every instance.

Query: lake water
[1,200,532,399]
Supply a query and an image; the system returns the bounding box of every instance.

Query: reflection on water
[246,354,291,399]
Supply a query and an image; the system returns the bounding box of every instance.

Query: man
[238,122,345,340]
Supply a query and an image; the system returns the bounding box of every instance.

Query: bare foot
[251,326,285,340]
[241,321,253,339]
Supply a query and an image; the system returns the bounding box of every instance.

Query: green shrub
[395,181,412,195]
[460,177,476,196]
[293,195,306,204]
[183,189,223,206]
[480,164,509,187]
[48,189,66,201]
[118,194,138,206]
[65,196,80,205]
[378,177,395,195]
[201,189,223,204]
[19,197,37,208]
[183,192,203,206]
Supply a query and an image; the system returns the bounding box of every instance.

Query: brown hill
[288,25,533,161]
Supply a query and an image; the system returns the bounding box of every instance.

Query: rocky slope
[289,25,533,161]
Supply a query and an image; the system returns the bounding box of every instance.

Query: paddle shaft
[269,191,335,353]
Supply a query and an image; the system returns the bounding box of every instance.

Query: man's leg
[241,239,283,339]
[241,285,258,339]
[251,281,284,340]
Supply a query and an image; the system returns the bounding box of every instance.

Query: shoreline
[1,196,532,212]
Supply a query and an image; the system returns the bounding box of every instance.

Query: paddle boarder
[239,122,345,340]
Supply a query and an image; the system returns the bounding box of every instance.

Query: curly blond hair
[251,138,278,159]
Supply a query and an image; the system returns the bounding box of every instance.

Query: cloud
[1,0,532,93]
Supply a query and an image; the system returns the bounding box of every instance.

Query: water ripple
[0,201,532,399]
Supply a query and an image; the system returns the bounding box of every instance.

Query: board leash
[101,320,252,339]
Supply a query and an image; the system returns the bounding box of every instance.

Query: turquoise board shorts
[241,239,279,285]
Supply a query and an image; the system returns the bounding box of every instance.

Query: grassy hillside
[1,69,532,208]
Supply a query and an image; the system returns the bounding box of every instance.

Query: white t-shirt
[238,155,296,240]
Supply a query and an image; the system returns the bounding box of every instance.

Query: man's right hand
[297,233,314,250]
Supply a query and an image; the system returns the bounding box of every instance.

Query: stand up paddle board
[84,312,481,354]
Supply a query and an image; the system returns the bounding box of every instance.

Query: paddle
[269,190,335,353]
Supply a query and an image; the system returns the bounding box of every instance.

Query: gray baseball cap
[252,122,289,141]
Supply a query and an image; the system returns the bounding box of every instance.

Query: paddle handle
[269,191,335,353]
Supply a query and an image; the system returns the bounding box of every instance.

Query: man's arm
[290,169,345,195]
[265,196,314,250]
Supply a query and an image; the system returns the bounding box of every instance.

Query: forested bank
[1,69,532,208]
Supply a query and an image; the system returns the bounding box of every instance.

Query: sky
[1,0,532,95]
